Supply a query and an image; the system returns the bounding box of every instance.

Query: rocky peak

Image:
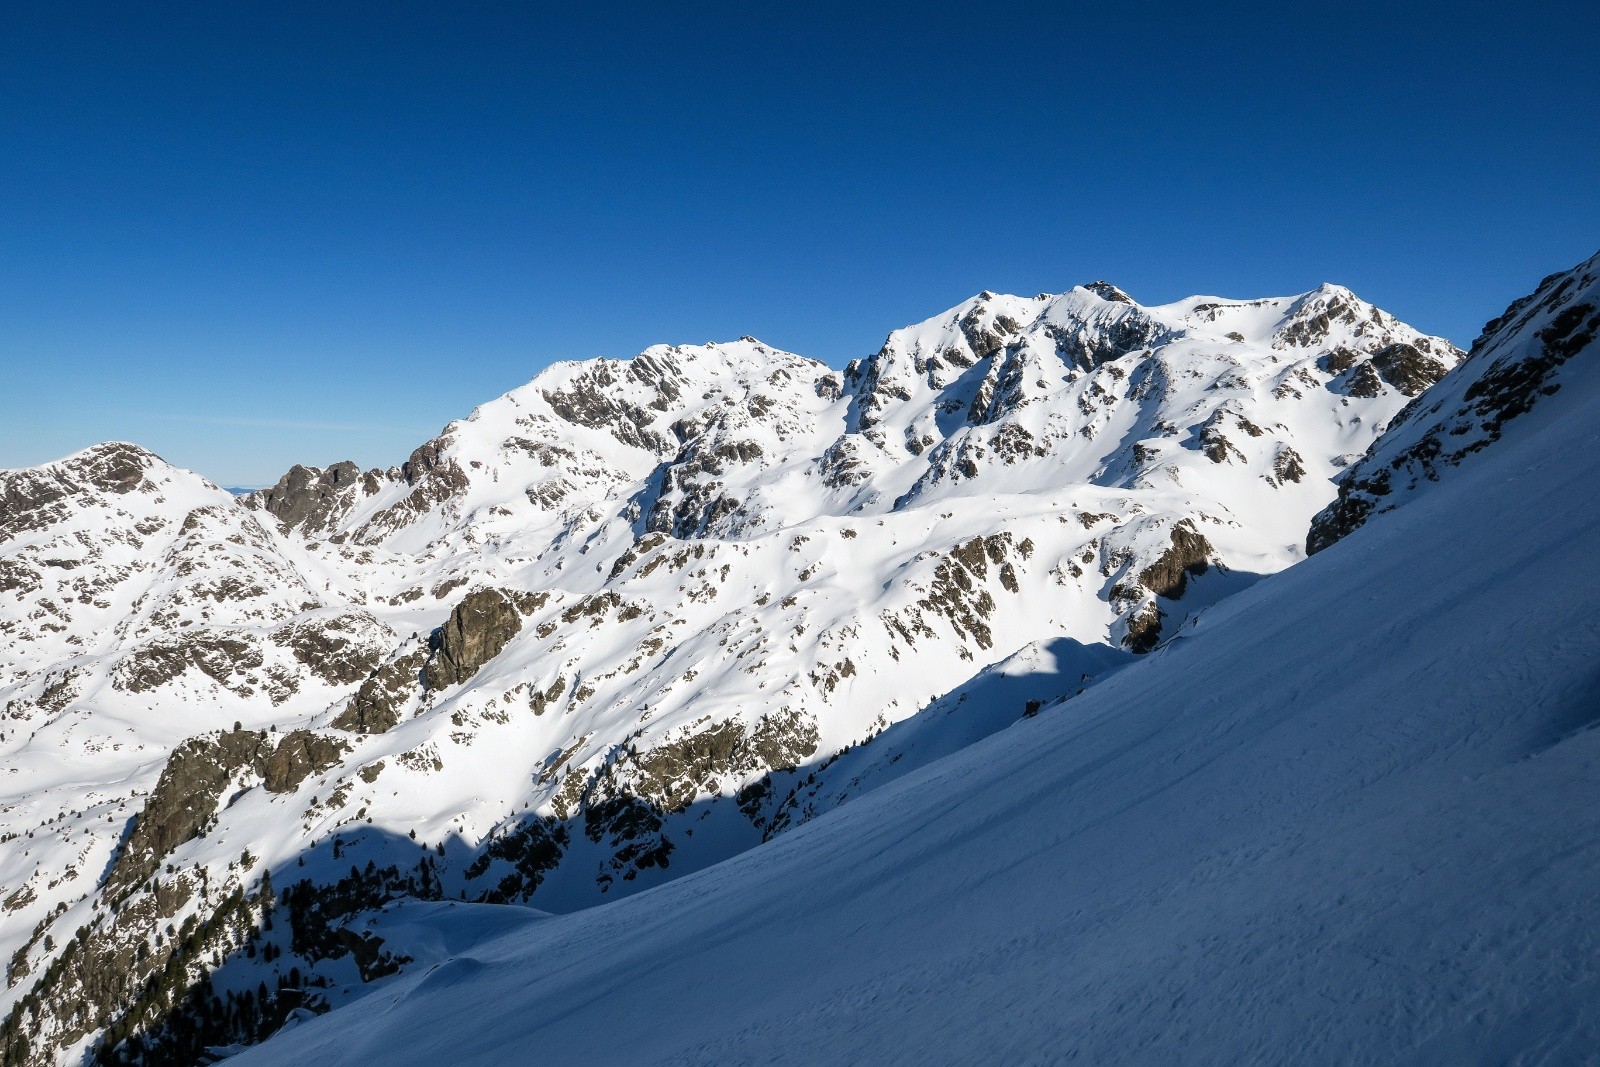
[1039,288,1168,372]
[532,341,826,459]
[1083,280,1134,304]
[247,460,389,535]
[1274,284,1382,349]
[61,441,162,495]
[2,443,160,537]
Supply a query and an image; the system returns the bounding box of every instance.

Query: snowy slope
[0,281,1469,1063]
[225,258,1600,1066]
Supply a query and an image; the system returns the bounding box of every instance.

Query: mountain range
[2,255,1594,1065]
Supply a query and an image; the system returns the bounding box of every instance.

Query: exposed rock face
[113,633,265,694]
[399,440,466,498]
[270,613,388,686]
[0,442,156,540]
[248,461,387,535]
[583,796,672,887]
[1271,445,1307,485]
[1371,342,1450,396]
[332,644,429,733]
[106,728,275,895]
[1047,300,1167,372]
[1275,285,1370,349]
[544,377,671,454]
[606,710,820,817]
[464,817,570,903]
[262,730,351,794]
[1109,519,1216,654]
[75,442,153,494]
[1199,412,1246,464]
[500,709,828,892]
[342,437,471,543]
[1123,604,1166,655]
[1139,520,1214,600]
[423,589,524,690]
[106,724,351,899]
[1310,253,1599,554]
[1345,362,1384,398]
[1084,280,1134,304]
[645,434,764,539]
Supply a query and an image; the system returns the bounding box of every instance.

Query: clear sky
[3,1,1596,486]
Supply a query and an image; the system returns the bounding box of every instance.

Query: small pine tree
[259,869,275,931]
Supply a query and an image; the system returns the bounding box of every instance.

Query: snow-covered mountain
[225,249,1600,1067]
[0,273,1510,1064]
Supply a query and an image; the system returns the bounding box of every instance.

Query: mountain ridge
[0,275,1489,1065]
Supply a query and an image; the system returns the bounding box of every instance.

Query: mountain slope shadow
[756,635,1137,841]
[33,635,1132,1065]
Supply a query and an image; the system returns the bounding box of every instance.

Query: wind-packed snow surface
[223,258,1600,1064]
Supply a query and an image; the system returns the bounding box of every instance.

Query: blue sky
[3,2,1596,486]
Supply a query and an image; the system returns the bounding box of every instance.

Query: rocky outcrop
[1275,286,1368,349]
[68,441,153,495]
[105,728,274,895]
[464,816,570,903]
[539,352,686,454]
[423,589,524,690]
[1371,342,1451,396]
[550,710,822,891]
[262,730,351,794]
[1271,445,1307,485]
[270,613,388,686]
[1138,520,1214,600]
[346,437,470,543]
[332,644,429,734]
[248,461,387,535]
[1048,302,1166,372]
[1123,604,1165,655]
[609,710,820,816]
[112,633,264,695]
[1084,281,1134,304]
[106,725,350,897]
[1111,520,1216,654]
[0,442,155,541]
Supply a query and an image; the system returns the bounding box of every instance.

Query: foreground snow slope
[233,283,1600,1063]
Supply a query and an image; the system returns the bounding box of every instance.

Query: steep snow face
[1310,251,1600,552]
[0,283,1464,1064]
[229,261,1600,1067]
